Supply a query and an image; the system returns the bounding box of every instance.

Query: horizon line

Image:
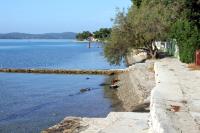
[0,32,78,34]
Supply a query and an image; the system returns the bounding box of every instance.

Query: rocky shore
[42,57,200,133]
[42,53,154,133]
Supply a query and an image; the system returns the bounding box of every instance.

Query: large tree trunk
[149,49,158,59]
[147,42,158,59]
[138,42,159,59]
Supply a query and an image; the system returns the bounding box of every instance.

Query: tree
[76,31,92,41]
[131,0,142,8]
[170,20,200,63]
[128,1,172,58]
[169,0,200,63]
[104,10,134,65]
[93,28,112,40]
[104,0,200,64]
[104,0,174,64]
[185,0,200,30]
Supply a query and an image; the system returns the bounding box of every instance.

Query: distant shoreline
[0,32,77,39]
[0,39,98,44]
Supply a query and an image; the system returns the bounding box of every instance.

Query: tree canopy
[104,0,200,65]
[76,28,112,41]
[93,28,111,40]
[76,31,92,41]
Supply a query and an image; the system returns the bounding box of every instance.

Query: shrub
[170,19,200,63]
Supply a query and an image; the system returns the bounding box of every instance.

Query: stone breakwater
[0,68,126,75]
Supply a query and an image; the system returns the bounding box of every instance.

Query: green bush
[170,20,200,63]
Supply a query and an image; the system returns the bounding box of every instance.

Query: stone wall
[116,60,155,111]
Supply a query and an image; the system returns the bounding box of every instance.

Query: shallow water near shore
[0,40,124,133]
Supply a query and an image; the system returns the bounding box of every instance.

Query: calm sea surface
[0,39,124,133]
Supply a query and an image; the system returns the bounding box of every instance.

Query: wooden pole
[88,41,91,48]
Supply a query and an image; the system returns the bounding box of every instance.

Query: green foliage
[93,28,111,39]
[170,20,200,63]
[76,28,111,41]
[104,0,200,64]
[131,0,142,8]
[104,10,134,65]
[185,0,200,29]
[104,0,174,64]
[128,1,171,46]
[169,0,200,63]
[76,31,92,41]
[104,29,129,65]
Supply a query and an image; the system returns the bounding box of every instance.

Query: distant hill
[0,32,77,39]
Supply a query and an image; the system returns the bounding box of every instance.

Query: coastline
[42,58,200,133]
[42,53,154,133]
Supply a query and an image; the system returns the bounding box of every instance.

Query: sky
[0,0,131,33]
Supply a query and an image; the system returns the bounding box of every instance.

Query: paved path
[81,112,149,133]
[150,58,200,133]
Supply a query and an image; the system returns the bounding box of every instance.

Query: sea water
[0,39,124,133]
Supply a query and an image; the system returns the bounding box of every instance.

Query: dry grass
[188,63,200,70]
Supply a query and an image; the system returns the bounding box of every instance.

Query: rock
[86,77,90,80]
[99,83,109,86]
[109,72,115,76]
[80,88,91,93]
[111,79,120,85]
[42,117,88,133]
[109,85,119,90]
[131,102,150,112]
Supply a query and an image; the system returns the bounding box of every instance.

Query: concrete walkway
[42,112,150,133]
[150,58,200,133]
[81,112,149,133]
